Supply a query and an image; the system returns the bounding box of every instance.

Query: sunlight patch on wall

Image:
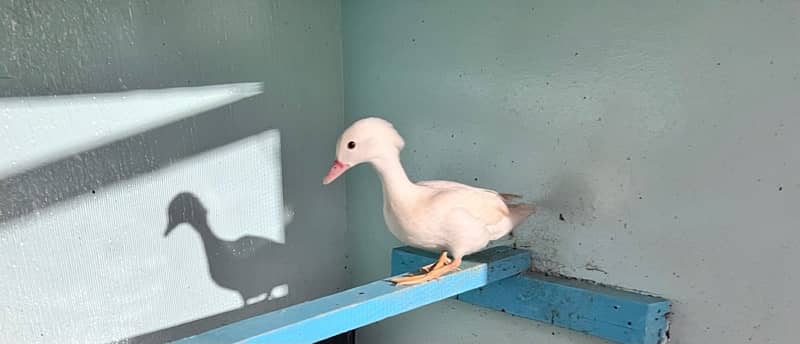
[0,129,288,343]
[0,82,263,179]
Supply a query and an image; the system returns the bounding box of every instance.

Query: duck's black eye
[347,141,356,149]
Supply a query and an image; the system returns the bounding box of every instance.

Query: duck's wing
[417,180,467,190]
[418,180,526,204]
[419,180,510,226]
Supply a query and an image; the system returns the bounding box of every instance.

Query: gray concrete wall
[343,1,800,343]
[0,1,346,343]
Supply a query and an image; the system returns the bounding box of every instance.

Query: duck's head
[164,192,208,236]
[323,117,405,185]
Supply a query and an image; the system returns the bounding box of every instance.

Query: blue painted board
[172,246,529,344]
[392,246,672,344]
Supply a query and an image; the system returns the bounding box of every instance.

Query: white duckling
[323,117,535,285]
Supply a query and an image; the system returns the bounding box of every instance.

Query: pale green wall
[343,0,800,343]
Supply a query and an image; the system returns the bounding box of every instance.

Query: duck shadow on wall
[163,191,290,306]
[128,192,355,344]
[122,191,317,344]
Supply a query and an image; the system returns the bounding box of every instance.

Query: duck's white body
[381,178,531,259]
[324,117,535,284]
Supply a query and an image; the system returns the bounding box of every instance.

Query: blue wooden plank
[393,246,672,344]
[172,246,530,344]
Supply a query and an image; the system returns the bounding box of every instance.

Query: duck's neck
[193,221,223,253]
[371,154,416,201]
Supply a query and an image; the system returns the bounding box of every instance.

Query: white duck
[323,117,535,285]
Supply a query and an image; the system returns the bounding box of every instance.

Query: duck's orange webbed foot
[419,251,452,273]
[389,252,462,286]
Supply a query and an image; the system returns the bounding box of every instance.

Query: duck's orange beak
[323,160,350,185]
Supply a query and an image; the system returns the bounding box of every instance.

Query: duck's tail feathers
[507,202,536,227]
[499,193,523,203]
